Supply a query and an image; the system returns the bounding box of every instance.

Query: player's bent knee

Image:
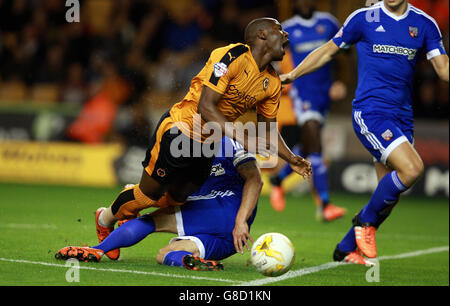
[407,159,424,178]
[398,159,424,186]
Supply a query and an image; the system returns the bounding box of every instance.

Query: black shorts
[142,111,218,186]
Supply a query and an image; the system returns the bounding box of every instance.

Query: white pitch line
[376,246,450,261]
[0,223,58,230]
[1,246,448,285]
[238,245,449,286]
[0,257,238,284]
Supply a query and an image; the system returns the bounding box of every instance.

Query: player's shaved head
[244,18,279,45]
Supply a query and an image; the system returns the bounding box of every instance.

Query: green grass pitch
[0,183,448,286]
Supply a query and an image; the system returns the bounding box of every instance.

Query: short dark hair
[244,18,277,45]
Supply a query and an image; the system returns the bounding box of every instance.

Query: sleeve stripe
[233,152,256,167]
[343,5,378,27]
[427,48,443,60]
[209,44,249,86]
[410,7,442,38]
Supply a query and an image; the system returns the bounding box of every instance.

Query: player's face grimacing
[267,20,290,61]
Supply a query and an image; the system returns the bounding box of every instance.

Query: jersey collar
[293,12,318,28]
[381,1,411,21]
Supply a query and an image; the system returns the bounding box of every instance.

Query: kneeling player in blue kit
[55,136,262,271]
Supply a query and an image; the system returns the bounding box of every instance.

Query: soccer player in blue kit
[55,136,262,270]
[269,0,347,222]
[281,0,449,264]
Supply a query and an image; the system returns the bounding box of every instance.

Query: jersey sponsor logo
[213,62,228,78]
[210,163,226,176]
[373,44,417,60]
[409,26,418,38]
[187,189,235,201]
[225,84,257,105]
[381,129,393,141]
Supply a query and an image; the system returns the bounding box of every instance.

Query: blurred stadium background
[0,0,448,199]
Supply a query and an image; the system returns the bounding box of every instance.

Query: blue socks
[93,214,193,268]
[359,171,407,224]
[163,251,193,267]
[338,171,408,252]
[309,153,330,205]
[273,150,331,206]
[93,215,155,253]
[337,227,357,252]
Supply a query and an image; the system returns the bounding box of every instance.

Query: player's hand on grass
[233,222,254,254]
[289,155,312,179]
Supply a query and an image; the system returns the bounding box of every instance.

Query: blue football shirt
[188,136,256,200]
[332,2,446,117]
[282,12,340,107]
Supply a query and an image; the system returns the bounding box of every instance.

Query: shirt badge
[409,26,418,38]
[263,77,269,91]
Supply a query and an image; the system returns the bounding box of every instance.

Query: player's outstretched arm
[430,54,449,82]
[280,40,340,84]
[233,160,263,254]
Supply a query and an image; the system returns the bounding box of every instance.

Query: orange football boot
[333,246,375,266]
[182,255,224,271]
[55,246,104,262]
[343,250,375,266]
[354,225,377,258]
[95,207,120,260]
[323,204,347,222]
[270,186,286,212]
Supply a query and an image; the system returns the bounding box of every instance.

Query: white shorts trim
[354,110,386,153]
[174,206,185,236]
[172,206,206,258]
[380,135,409,165]
[168,236,206,259]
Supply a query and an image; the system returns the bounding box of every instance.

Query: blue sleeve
[225,137,256,168]
[332,11,363,49]
[218,136,256,168]
[423,18,447,60]
[328,16,341,38]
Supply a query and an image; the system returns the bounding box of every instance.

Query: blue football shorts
[169,194,256,260]
[290,87,331,126]
[352,109,414,165]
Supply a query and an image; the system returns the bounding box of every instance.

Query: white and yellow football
[250,232,295,277]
